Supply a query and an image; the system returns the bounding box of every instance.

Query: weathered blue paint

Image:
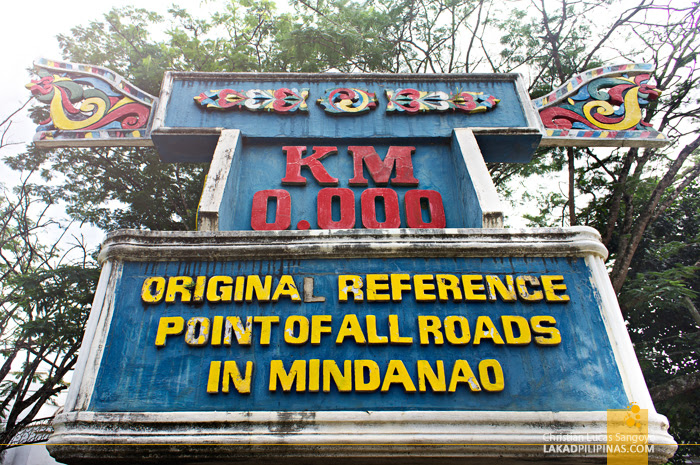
[220,141,480,230]
[154,75,541,163]
[475,133,543,163]
[151,133,219,164]
[451,137,483,227]
[89,256,628,413]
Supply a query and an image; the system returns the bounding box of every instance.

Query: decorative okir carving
[26,59,157,145]
[194,88,309,113]
[317,88,378,114]
[533,64,667,145]
[386,89,499,114]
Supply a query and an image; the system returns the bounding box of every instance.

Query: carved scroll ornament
[316,88,378,115]
[194,88,309,113]
[386,89,499,114]
[533,63,667,147]
[26,58,157,146]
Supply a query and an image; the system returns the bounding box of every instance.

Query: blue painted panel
[222,141,475,230]
[154,76,541,163]
[451,137,482,227]
[151,133,219,163]
[89,257,628,413]
[475,133,543,163]
[166,78,527,133]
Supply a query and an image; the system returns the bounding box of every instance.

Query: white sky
[0,0,566,238]
[0,0,213,424]
[0,0,210,250]
[0,1,209,150]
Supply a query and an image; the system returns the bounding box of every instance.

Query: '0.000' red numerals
[251,188,446,231]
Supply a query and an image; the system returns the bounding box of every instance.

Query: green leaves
[6,145,207,231]
[619,185,700,464]
[4,265,98,352]
[0,176,99,448]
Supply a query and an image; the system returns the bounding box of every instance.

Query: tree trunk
[567,147,576,226]
[611,135,700,293]
[650,372,700,401]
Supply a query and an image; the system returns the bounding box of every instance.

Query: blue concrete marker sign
[151,73,542,163]
[207,141,490,231]
[37,68,675,465]
[90,255,627,413]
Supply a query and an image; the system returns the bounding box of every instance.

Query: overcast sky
[0,0,211,249]
[0,1,210,421]
[0,0,541,235]
[0,0,210,155]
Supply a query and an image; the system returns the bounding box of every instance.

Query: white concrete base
[49,410,675,464]
[48,228,677,464]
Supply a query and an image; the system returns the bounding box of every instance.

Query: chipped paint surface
[49,229,677,464]
[154,72,541,163]
[227,316,253,345]
[88,253,627,412]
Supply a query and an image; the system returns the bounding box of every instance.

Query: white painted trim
[466,127,541,135]
[197,129,242,231]
[96,227,609,263]
[163,71,530,82]
[34,137,154,149]
[48,410,676,463]
[151,127,542,140]
[586,255,655,409]
[70,261,122,412]
[540,136,668,148]
[514,73,546,135]
[151,71,173,134]
[62,261,112,413]
[453,129,504,228]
